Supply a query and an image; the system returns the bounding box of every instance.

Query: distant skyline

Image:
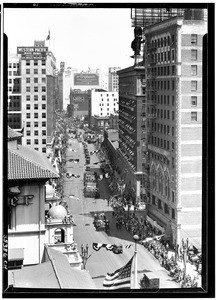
[4,7,135,72]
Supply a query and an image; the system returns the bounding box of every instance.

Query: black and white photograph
[2,1,214,297]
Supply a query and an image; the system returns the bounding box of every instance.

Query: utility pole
[133,234,140,289]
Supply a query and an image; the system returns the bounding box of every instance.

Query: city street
[63,133,181,290]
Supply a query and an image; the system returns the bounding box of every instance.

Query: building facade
[70,89,91,118]
[91,90,118,117]
[108,67,121,92]
[8,40,57,153]
[144,15,207,247]
[117,65,146,204]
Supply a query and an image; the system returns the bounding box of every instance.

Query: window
[191,65,197,76]
[42,86,46,92]
[191,34,197,45]
[42,139,46,144]
[26,60,30,66]
[167,95,170,105]
[152,195,156,205]
[191,96,197,106]
[172,80,175,90]
[164,203,169,215]
[34,113,38,118]
[171,49,175,61]
[172,191,175,202]
[172,142,175,150]
[27,139,31,145]
[191,49,197,60]
[172,127,174,136]
[34,95,38,101]
[42,78,46,83]
[167,125,170,135]
[42,69,46,74]
[42,148,46,153]
[26,104,30,110]
[26,113,31,118]
[167,141,169,150]
[42,60,46,66]
[26,122,31,127]
[164,81,166,90]
[34,78,38,83]
[42,95,46,101]
[34,139,39,145]
[26,95,30,101]
[42,113,46,118]
[172,111,175,121]
[34,60,38,66]
[172,209,175,219]
[172,96,175,106]
[34,122,38,127]
[191,81,197,91]
[157,199,162,210]
[34,86,38,92]
[34,104,38,110]
[34,69,38,74]
[42,121,46,127]
[26,130,31,136]
[172,157,175,168]
[42,130,46,136]
[26,87,30,92]
[164,110,166,119]
[42,104,46,109]
[26,78,30,83]
[34,130,38,136]
[172,65,175,75]
[191,112,197,121]
[34,148,39,151]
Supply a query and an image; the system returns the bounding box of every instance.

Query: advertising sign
[74,73,99,86]
[17,47,48,60]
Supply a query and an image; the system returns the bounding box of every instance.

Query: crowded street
[63,130,181,289]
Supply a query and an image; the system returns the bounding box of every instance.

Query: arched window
[54,228,65,244]
[164,171,170,199]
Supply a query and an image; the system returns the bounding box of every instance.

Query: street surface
[63,130,180,289]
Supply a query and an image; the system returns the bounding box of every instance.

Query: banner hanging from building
[74,73,99,86]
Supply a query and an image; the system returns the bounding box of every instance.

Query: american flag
[103,256,134,290]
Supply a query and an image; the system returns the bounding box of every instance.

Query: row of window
[25,86,46,93]
[8,71,20,76]
[26,77,46,84]
[26,104,46,110]
[150,34,197,49]
[152,195,176,219]
[8,63,20,68]
[26,113,46,118]
[149,64,197,78]
[99,103,117,106]
[151,137,175,151]
[148,80,198,92]
[26,130,46,136]
[149,49,175,64]
[26,69,46,75]
[26,95,46,101]
[26,121,46,127]
[100,94,116,97]
[26,139,46,145]
[154,123,175,136]
[100,98,118,101]
[25,60,46,66]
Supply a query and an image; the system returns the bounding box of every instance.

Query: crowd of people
[110,200,201,288]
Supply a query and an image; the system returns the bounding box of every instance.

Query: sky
[3,6,135,72]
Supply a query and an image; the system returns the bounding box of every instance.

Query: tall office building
[8,40,57,153]
[117,65,146,204]
[108,67,121,92]
[143,11,207,247]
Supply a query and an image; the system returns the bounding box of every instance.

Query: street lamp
[133,234,140,289]
[81,244,89,270]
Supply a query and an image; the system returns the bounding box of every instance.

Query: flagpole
[133,234,139,289]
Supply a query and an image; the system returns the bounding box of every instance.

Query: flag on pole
[46,30,50,40]
[103,256,134,290]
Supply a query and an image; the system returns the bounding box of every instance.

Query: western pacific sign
[17,47,48,59]
[74,73,99,86]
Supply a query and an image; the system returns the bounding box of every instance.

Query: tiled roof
[8,126,22,140]
[8,145,59,180]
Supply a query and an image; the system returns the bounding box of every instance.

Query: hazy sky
[4,7,135,72]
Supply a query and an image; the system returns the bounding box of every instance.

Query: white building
[91,90,119,117]
[108,67,121,92]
